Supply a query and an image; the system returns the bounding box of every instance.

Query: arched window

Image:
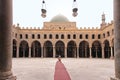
[107,31,110,36]
[20,34,22,39]
[56,34,59,39]
[38,34,40,39]
[112,29,114,35]
[103,33,105,38]
[25,34,28,39]
[98,34,101,39]
[73,34,76,39]
[44,34,47,39]
[49,34,52,39]
[79,34,82,39]
[32,34,35,39]
[68,34,71,39]
[92,34,95,39]
[86,34,88,39]
[61,34,64,39]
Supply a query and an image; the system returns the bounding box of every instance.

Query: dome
[50,14,69,22]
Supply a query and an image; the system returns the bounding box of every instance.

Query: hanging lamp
[41,0,47,18]
[72,0,78,17]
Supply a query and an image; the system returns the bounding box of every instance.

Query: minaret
[100,13,106,29]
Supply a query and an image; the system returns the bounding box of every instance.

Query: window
[112,29,114,35]
[98,34,101,39]
[25,34,28,39]
[38,34,40,39]
[44,34,47,39]
[73,34,76,39]
[56,34,59,39]
[107,31,110,36]
[68,34,70,39]
[86,34,88,39]
[49,34,52,39]
[103,33,105,38]
[20,34,22,39]
[79,34,82,39]
[15,33,17,38]
[32,34,35,39]
[61,34,64,39]
[92,34,95,39]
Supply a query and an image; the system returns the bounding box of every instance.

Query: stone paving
[12,58,114,80]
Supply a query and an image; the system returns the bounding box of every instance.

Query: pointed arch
[44,41,53,57]
[67,40,77,58]
[79,41,89,58]
[19,40,29,57]
[31,41,41,57]
[104,40,111,58]
[55,41,65,57]
[92,41,102,58]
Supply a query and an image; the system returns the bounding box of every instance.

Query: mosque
[12,13,114,59]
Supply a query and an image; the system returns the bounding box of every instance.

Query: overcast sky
[13,0,113,28]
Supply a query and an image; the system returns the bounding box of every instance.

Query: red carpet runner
[54,60,71,80]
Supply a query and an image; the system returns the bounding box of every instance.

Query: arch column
[29,47,31,58]
[113,0,120,79]
[41,43,43,58]
[102,44,105,58]
[110,46,113,59]
[65,46,67,58]
[0,0,16,79]
[77,46,79,58]
[16,44,19,58]
[53,46,55,58]
[89,47,92,58]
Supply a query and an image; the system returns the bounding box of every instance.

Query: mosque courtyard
[12,58,114,80]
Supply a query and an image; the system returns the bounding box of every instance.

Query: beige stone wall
[12,20,114,58]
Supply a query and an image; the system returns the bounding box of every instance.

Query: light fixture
[72,0,78,17]
[41,0,47,18]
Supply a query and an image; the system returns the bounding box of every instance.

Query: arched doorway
[104,40,111,58]
[55,41,65,57]
[31,41,41,57]
[44,41,53,57]
[92,41,102,58]
[13,39,17,58]
[67,41,77,58]
[79,41,89,58]
[19,40,29,57]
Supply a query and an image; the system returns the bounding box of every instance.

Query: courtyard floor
[12,58,114,80]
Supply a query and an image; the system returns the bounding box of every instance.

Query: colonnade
[0,0,120,79]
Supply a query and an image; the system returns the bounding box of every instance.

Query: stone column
[41,43,43,58]
[16,45,19,58]
[102,45,105,58]
[77,46,79,58]
[53,46,55,58]
[110,47,113,59]
[89,47,92,58]
[29,47,31,58]
[65,47,67,58]
[114,0,120,79]
[0,0,16,79]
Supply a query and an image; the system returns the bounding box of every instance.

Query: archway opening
[92,41,102,58]
[55,41,65,57]
[44,41,53,57]
[31,41,41,57]
[67,41,77,58]
[104,40,111,58]
[19,40,29,57]
[79,41,89,58]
